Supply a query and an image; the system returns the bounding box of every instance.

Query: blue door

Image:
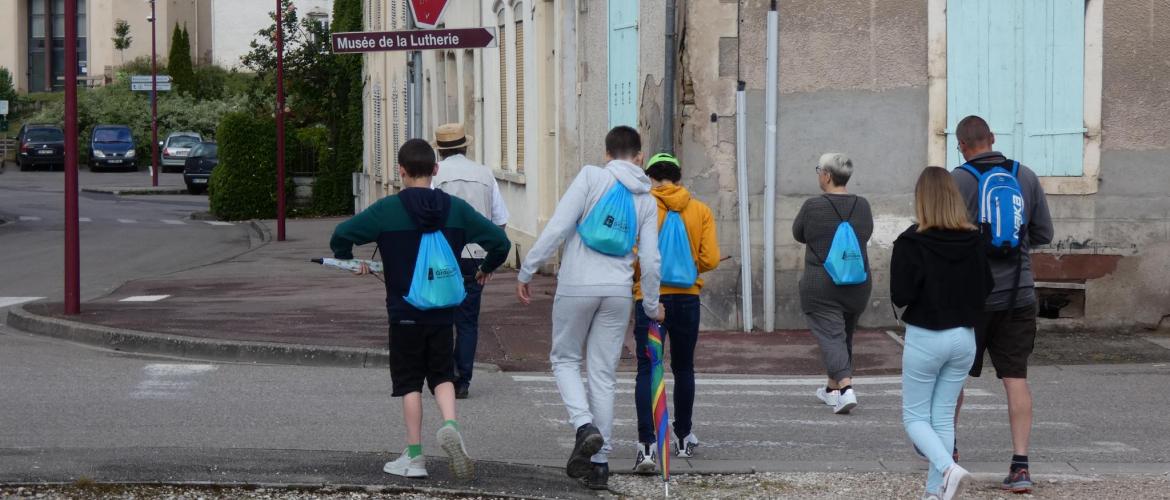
[946,0,1085,176]
[608,0,638,128]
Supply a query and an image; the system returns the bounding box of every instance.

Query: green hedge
[209,112,294,220]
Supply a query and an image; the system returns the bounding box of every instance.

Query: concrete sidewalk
[10,216,904,373]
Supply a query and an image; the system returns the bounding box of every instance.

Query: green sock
[443,420,459,430]
[407,444,423,458]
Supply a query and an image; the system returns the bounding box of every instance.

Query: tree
[0,67,15,105]
[167,23,194,94]
[112,19,132,64]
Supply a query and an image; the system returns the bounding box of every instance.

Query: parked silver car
[160,132,203,172]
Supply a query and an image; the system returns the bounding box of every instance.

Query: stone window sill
[493,169,527,185]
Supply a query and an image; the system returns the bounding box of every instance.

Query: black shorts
[389,323,456,397]
[969,303,1037,379]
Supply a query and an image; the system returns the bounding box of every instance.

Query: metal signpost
[276,0,286,241]
[407,0,451,138]
[63,0,79,314]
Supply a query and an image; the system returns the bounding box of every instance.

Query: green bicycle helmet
[645,152,680,170]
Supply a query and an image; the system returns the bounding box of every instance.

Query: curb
[5,304,502,372]
[0,482,560,500]
[82,186,188,195]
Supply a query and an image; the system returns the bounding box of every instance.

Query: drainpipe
[735,81,753,332]
[661,0,677,154]
[763,0,778,331]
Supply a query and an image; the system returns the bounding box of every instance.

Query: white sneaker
[815,386,840,407]
[633,443,656,474]
[675,433,699,458]
[437,424,475,481]
[383,450,428,478]
[940,464,970,500]
[834,388,858,414]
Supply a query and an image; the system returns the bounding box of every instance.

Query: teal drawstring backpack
[577,176,637,256]
[814,196,867,286]
[659,211,698,288]
[403,231,467,310]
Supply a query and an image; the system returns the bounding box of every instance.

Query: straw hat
[433,123,473,151]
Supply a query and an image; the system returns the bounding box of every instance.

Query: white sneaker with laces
[383,450,428,478]
[634,443,656,474]
[940,464,970,500]
[834,388,858,414]
[437,424,475,481]
[675,433,699,458]
[815,386,840,407]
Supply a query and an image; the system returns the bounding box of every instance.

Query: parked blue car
[89,124,137,172]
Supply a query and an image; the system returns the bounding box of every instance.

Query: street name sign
[131,82,172,91]
[408,0,450,29]
[331,28,497,54]
[130,75,171,83]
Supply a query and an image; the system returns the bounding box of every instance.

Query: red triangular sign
[408,0,450,29]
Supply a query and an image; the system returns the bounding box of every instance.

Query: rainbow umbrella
[647,320,671,495]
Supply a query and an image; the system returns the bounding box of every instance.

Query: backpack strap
[958,163,981,179]
[1010,160,1020,177]
[821,194,851,222]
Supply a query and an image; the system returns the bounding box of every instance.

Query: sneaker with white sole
[940,463,970,500]
[834,388,858,414]
[437,424,475,481]
[383,450,428,478]
[675,433,699,458]
[633,443,656,474]
[815,386,840,407]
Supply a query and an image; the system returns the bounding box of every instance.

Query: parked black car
[182,142,218,194]
[16,124,65,171]
[89,124,137,172]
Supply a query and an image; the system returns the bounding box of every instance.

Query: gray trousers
[806,309,859,381]
[550,295,633,464]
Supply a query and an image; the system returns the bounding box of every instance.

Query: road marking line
[203,221,234,226]
[0,297,46,308]
[511,374,907,386]
[522,386,997,397]
[119,295,171,302]
[18,216,41,221]
[131,363,217,400]
[117,219,138,224]
[161,219,185,225]
[1144,336,1170,351]
[886,329,905,347]
[79,217,92,222]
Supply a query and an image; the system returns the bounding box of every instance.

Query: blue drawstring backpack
[817,196,867,285]
[403,231,467,310]
[659,211,698,288]
[577,177,637,256]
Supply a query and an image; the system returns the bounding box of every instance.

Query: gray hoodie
[518,159,661,317]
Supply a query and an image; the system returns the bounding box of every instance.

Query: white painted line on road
[161,219,186,225]
[119,295,171,302]
[511,374,907,386]
[117,219,138,224]
[18,216,41,222]
[521,386,997,398]
[203,221,234,226]
[886,330,905,347]
[131,363,217,400]
[1144,336,1170,351]
[0,297,46,308]
[79,217,92,222]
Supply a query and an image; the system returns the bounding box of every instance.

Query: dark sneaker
[582,462,609,490]
[455,386,469,400]
[566,423,604,479]
[1001,468,1034,493]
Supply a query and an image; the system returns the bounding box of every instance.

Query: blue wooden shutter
[608,0,639,128]
[946,0,1084,176]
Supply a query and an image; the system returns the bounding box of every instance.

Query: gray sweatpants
[550,294,633,464]
[806,309,859,381]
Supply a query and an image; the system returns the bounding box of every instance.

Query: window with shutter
[391,77,402,183]
[514,4,525,173]
[373,0,382,30]
[607,0,639,128]
[497,11,508,170]
[945,0,1085,176]
[390,0,398,29]
[373,82,384,182]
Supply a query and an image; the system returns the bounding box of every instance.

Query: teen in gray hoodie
[516,126,663,490]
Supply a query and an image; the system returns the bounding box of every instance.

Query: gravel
[4,473,1170,500]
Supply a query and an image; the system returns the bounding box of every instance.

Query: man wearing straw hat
[432,123,511,400]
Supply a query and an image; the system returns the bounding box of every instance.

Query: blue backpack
[959,161,1026,258]
[577,178,637,256]
[817,196,868,286]
[659,211,698,288]
[403,231,467,310]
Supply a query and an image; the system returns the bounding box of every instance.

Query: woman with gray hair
[792,153,874,414]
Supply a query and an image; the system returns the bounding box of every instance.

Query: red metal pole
[63,0,79,314]
[150,0,159,187]
[275,0,286,241]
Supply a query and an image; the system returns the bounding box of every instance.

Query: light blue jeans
[902,323,976,493]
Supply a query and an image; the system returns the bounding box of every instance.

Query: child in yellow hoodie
[631,152,720,473]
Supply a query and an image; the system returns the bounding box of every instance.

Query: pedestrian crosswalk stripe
[117,219,138,224]
[203,221,234,226]
[79,217,92,222]
[0,297,46,308]
[511,374,907,386]
[161,219,185,225]
[18,216,41,221]
[119,295,171,302]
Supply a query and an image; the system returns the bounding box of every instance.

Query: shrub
[167,24,195,95]
[209,112,295,220]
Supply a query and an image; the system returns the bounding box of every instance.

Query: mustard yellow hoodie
[634,184,720,299]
